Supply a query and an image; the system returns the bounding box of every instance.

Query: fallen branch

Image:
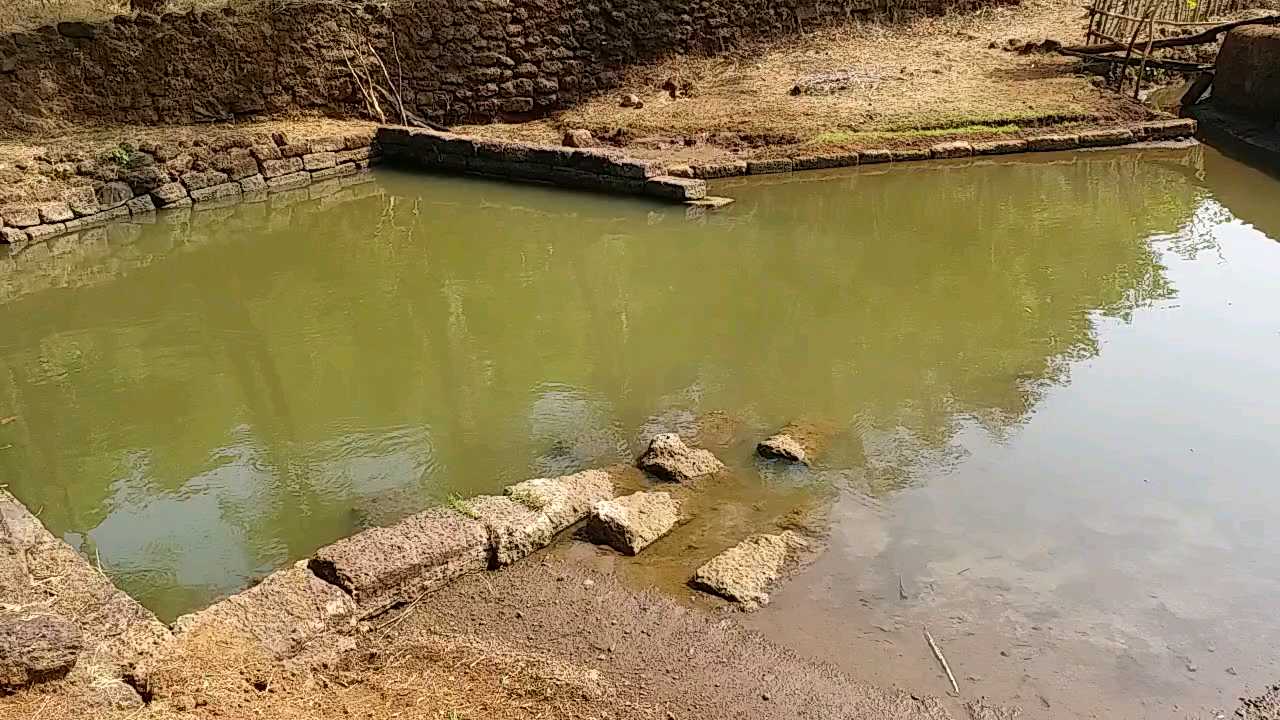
[1062,14,1280,53]
[1057,47,1213,72]
[924,627,960,696]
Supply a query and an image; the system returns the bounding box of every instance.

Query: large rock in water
[583,491,680,555]
[0,609,82,691]
[691,531,809,608]
[756,433,809,465]
[1215,26,1280,122]
[636,433,724,482]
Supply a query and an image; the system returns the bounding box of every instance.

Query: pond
[1,144,1278,718]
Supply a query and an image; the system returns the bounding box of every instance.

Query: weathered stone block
[0,609,82,692]
[308,507,489,616]
[1078,128,1135,147]
[311,163,358,181]
[190,182,242,204]
[126,195,157,215]
[123,165,171,194]
[36,201,74,224]
[310,136,345,153]
[930,141,974,159]
[1025,134,1080,151]
[890,148,930,161]
[757,434,809,464]
[464,495,557,566]
[225,155,260,181]
[606,157,662,179]
[747,158,794,174]
[583,491,679,556]
[644,176,707,201]
[637,433,724,482]
[26,223,66,241]
[0,227,28,245]
[261,156,304,178]
[691,531,809,608]
[1141,118,1197,140]
[240,174,268,193]
[268,171,312,193]
[505,469,615,531]
[693,160,748,179]
[1,489,171,683]
[64,206,129,232]
[1,205,40,228]
[181,170,230,191]
[62,187,99,216]
[792,153,858,170]
[303,152,337,171]
[336,147,372,164]
[281,142,313,158]
[95,181,134,209]
[251,144,282,162]
[170,565,356,660]
[150,182,189,206]
[860,148,892,164]
[972,139,1028,155]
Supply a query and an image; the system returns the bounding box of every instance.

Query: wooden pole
[1133,14,1156,99]
[1064,14,1280,53]
[1115,2,1146,92]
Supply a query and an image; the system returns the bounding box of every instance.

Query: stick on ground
[924,627,960,695]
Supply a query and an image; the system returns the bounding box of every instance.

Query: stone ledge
[378,126,707,204]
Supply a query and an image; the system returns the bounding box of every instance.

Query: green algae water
[2,145,1280,718]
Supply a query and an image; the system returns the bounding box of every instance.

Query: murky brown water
[1,144,1277,718]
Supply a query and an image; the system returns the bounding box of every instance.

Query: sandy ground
[0,558,972,720]
[459,0,1150,164]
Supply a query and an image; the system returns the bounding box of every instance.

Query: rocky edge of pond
[0,430,823,706]
[1,118,1202,260]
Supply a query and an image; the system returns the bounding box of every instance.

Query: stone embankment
[377,126,712,202]
[0,0,991,134]
[0,129,381,252]
[2,428,818,706]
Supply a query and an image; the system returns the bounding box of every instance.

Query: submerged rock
[691,531,809,608]
[756,433,809,465]
[583,491,679,555]
[636,433,724,482]
[0,609,82,691]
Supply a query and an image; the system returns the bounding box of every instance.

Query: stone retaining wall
[0,0,1004,134]
[377,126,710,201]
[0,129,381,252]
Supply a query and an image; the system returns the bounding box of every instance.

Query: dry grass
[0,629,648,720]
[461,0,1148,161]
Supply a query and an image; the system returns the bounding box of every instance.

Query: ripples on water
[1,145,1279,717]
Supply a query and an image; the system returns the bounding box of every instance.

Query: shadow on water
[0,145,1270,685]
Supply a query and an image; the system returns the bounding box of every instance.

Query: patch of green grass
[446,493,479,519]
[506,485,547,511]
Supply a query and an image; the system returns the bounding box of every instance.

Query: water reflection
[0,144,1239,631]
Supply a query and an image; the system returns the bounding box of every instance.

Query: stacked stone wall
[0,0,998,133]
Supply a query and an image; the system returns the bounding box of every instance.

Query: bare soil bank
[459,0,1154,163]
[0,557,975,720]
